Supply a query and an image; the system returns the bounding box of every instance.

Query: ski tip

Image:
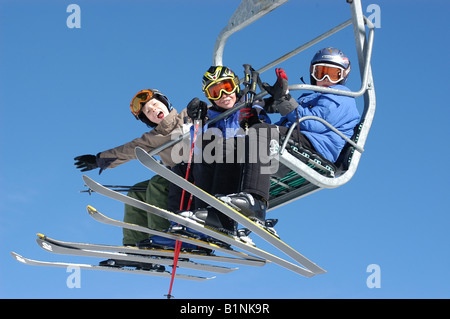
[135,146,146,156]
[36,233,45,239]
[86,205,97,214]
[315,268,328,275]
[10,252,26,263]
[205,276,217,280]
[82,175,93,184]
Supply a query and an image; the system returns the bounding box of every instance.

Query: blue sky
[1,0,449,299]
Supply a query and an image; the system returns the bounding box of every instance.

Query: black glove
[186,97,207,121]
[262,68,299,116]
[239,107,261,129]
[262,68,290,101]
[74,154,98,172]
[261,97,277,113]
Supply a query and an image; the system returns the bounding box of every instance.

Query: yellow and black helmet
[202,66,240,101]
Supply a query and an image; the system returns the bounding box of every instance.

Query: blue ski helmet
[310,47,351,85]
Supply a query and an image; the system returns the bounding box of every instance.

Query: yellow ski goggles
[204,78,239,100]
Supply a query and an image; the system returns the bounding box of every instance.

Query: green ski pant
[122,175,171,246]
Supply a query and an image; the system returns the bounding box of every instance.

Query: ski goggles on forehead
[311,63,345,83]
[204,78,239,100]
[130,89,155,116]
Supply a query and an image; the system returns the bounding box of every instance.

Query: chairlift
[150,0,376,211]
[212,0,376,210]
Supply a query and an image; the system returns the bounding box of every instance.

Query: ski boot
[236,228,255,246]
[99,259,166,272]
[170,209,233,249]
[172,209,210,239]
[218,192,279,238]
[176,209,208,224]
[179,208,256,246]
[218,192,266,222]
[136,236,213,255]
[176,208,237,236]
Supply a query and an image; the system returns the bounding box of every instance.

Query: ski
[37,233,265,268]
[134,147,327,277]
[10,252,212,281]
[83,173,321,277]
[36,237,237,274]
[86,205,266,267]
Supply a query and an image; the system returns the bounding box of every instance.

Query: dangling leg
[122,176,171,246]
[221,123,277,222]
[122,179,153,246]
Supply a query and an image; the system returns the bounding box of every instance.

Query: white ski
[84,170,323,277]
[134,147,326,277]
[86,205,266,267]
[37,233,265,267]
[36,237,237,274]
[10,252,213,281]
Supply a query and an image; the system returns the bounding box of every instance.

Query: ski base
[10,252,213,281]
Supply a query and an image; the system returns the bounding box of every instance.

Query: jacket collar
[153,109,179,135]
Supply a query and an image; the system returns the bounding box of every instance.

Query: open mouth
[157,111,165,119]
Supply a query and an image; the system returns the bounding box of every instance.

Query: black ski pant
[168,162,194,212]
[192,137,243,231]
[241,122,315,201]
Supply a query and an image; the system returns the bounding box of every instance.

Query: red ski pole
[166,111,203,299]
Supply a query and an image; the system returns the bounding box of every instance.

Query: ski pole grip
[243,64,252,85]
[250,69,259,93]
[196,107,203,121]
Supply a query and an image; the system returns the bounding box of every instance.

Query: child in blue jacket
[220,47,361,220]
[185,65,270,235]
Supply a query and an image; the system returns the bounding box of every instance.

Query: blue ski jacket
[275,85,360,162]
[203,106,243,139]
[193,104,271,140]
[191,103,271,159]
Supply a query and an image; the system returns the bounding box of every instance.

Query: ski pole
[167,108,203,299]
[80,185,147,194]
[179,109,203,211]
[249,67,259,105]
[242,64,252,106]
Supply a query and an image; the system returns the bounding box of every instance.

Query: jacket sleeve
[285,95,334,133]
[97,131,161,169]
[97,109,188,170]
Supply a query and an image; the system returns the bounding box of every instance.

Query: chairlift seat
[268,121,363,209]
